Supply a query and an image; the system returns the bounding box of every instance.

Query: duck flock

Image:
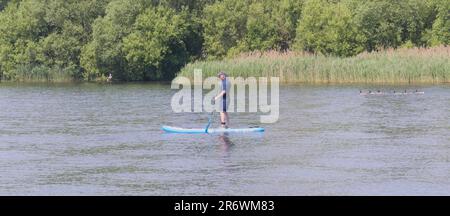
[359,90,425,96]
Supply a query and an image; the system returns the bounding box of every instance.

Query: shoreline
[1,46,449,85]
[1,80,448,86]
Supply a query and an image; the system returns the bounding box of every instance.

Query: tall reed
[179,46,450,84]
[6,65,75,82]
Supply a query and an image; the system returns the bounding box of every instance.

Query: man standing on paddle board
[214,71,231,128]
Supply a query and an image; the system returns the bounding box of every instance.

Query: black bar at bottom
[0,196,447,215]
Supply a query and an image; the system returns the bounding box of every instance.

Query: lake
[0,83,449,195]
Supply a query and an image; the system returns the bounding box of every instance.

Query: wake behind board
[162,126,264,134]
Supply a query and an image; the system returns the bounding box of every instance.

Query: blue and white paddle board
[162,126,264,134]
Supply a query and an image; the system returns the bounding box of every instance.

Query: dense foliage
[0,0,448,81]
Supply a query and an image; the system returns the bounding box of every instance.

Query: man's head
[217,71,227,80]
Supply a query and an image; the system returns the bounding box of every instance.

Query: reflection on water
[218,133,234,155]
[0,83,449,195]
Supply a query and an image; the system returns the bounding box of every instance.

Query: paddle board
[162,126,264,134]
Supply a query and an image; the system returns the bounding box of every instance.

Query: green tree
[159,0,215,13]
[429,0,450,45]
[0,0,109,81]
[80,0,150,81]
[294,0,365,56]
[203,0,304,58]
[352,0,439,51]
[0,0,10,11]
[202,0,250,58]
[270,0,304,50]
[158,0,206,63]
[81,0,204,81]
[122,6,191,80]
[0,0,47,79]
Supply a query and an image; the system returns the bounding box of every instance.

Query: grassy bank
[1,65,76,83]
[178,46,450,84]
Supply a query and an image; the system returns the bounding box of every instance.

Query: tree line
[0,0,448,81]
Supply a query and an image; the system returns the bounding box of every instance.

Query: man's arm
[214,90,225,101]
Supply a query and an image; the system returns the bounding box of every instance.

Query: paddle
[204,111,215,133]
[205,98,216,133]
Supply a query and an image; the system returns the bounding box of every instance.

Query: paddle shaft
[205,111,215,133]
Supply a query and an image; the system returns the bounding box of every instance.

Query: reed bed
[178,46,450,84]
[3,65,75,83]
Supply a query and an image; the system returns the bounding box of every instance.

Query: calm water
[0,83,449,195]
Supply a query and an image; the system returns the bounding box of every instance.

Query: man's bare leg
[220,112,229,128]
[224,112,229,127]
